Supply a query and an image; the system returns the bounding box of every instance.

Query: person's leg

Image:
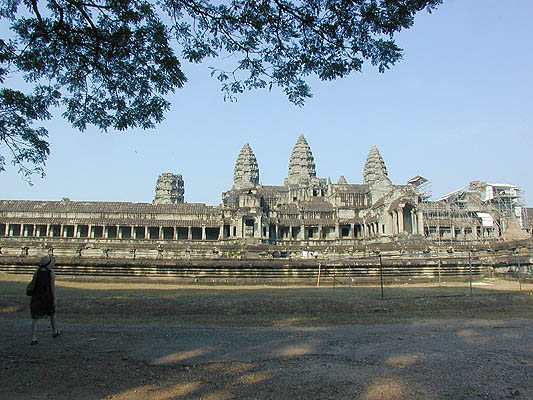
[50,314,57,335]
[31,318,38,342]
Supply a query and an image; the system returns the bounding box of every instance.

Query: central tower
[285,134,317,186]
[233,142,259,190]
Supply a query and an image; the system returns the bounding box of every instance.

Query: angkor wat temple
[1,135,531,275]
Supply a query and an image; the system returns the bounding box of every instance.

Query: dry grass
[1,272,532,326]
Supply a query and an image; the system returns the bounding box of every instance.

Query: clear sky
[2,0,532,207]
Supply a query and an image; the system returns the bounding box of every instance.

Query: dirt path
[2,318,532,399]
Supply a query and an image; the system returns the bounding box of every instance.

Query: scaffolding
[420,195,477,243]
[408,176,432,202]
[422,181,527,242]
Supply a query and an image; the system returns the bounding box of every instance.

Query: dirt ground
[1,318,532,400]
[1,276,532,399]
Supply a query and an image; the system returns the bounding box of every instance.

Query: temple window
[206,227,219,240]
[78,225,89,238]
[191,227,202,240]
[341,225,350,237]
[92,226,103,238]
[148,227,159,240]
[177,227,188,240]
[120,226,132,239]
[9,224,21,236]
[291,227,300,239]
[50,225,61,237]
[64,225,74,237]
[23,224,34,237]
[106,226,117,239]
[134,227,145,239]
[36,225,47,237]
[162,227,174,240]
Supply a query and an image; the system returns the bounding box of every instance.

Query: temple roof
[299,200,334,212]
[0,200,219,215]
[388,196,417,211]
[331,184,369,194]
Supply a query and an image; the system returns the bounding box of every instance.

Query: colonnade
[423,224,499,239]
[0,222,228,241]
[1,214,426,242]
[389,208,424,235]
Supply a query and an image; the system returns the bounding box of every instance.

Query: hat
[39,255,55,268]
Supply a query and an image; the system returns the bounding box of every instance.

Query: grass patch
[1,273,532,326]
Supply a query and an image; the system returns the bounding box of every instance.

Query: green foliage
[1,0,442,178]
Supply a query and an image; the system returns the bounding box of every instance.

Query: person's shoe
[52,330,62,338]
[30,340,39,345]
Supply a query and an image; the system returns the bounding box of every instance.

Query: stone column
[188,227,192,240]
[202,226,206,240]
[396,210,402,233]
[258,217,263,239]
[418,211,424,236]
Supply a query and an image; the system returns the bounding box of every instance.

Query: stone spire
[286,134,317,186]
[233,143,259,190]
[153,173,184,204]
[363,145,390,186]
[338,176,347,185]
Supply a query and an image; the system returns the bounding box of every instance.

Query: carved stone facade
[220,136,422,241]
[0,135,528,246]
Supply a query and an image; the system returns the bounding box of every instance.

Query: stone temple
[0,135,531,261]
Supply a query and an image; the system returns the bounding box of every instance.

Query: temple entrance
[244,218,255,237]
[403,205,414,234]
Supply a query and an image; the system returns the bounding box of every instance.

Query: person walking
[30,255,62,345]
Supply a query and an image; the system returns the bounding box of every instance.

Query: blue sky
[2,0,532,207]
